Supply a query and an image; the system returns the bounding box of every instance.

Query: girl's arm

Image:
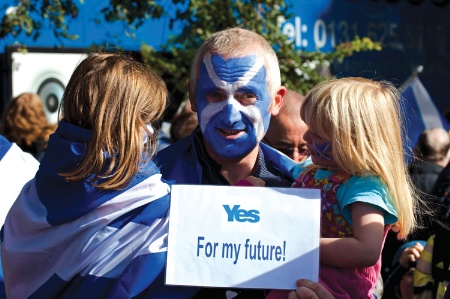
[320,202,385,268]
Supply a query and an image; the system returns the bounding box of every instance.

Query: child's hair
[1,93,56,149]
[300,77,418,238]
[61,52,168,190]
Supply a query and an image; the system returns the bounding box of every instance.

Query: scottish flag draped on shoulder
[400,70,450,162]
[1,121,196,299]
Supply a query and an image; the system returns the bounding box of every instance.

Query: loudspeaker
[7,47,87,124]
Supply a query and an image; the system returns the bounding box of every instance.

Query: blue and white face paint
[195,53,272,159]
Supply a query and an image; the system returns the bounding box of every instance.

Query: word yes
[223,205,260,223]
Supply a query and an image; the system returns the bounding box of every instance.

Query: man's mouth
[218,128,245,138]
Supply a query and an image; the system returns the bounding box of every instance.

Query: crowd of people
[0,27,449,299]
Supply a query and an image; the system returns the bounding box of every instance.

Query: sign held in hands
[166,185,321,290]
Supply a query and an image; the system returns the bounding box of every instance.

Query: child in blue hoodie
[1,52,197,299]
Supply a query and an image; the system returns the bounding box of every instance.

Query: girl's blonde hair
[61,52,167,190]
[301,77,418,238]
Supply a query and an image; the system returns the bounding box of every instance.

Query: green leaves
[1,0,80,40]
[102,0,164,27]
[140,0,381,99]
[0,0,164,41]
[0,0,381,101]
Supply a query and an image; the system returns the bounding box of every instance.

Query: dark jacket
[409,160,443,195]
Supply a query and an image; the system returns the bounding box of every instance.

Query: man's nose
[221,103,242,126]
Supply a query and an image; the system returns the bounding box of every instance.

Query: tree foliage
[0,0,164,41]
[1,0,80,42]
[1,0,381,111]
[140,0,381,105]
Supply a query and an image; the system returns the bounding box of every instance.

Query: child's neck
[324,166,342,172]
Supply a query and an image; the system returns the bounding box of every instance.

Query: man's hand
[287,279,335,299]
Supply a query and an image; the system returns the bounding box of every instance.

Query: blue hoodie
[1,121,197,299]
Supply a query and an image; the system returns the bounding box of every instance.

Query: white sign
[166,185,321,290]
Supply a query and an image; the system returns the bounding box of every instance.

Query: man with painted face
[155,28,295,188]
[155,27,296,298]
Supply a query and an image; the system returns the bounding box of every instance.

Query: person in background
[263,89,309,163]
[413,230,449,299]
[266,77,421,299]
[155,27,296,298]
[413,158,450,299]
[382,127,449,291]
[157,99,197,151]
[0,93,57,161]
[1,52,196,299]
[170,107,198,143]
[407,128,450,242]
[409,127,450,196]
[383,240,426,298]
[431,159,450,225]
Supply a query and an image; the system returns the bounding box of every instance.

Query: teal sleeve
[336,175,398,225]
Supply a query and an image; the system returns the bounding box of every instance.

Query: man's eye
[276,147,295,156]
[241,92,256,99]
[298,147,309,155]
[277,147,310,157]
[206,92,226,102]
[236,92,257,104]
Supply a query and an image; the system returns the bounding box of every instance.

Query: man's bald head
[414,127,450,167]
[278,89,304,118]
[263,89,309,162]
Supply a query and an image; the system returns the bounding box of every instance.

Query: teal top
[293,164,398,225]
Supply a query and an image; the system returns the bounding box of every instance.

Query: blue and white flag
[0,135,39,299]
[1,121,197,299]
[400,75,450,162]
[0,135,39,227]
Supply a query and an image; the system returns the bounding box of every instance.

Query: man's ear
[271,86,286,116]
[188,80,198,112]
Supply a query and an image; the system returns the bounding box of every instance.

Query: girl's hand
[399,242,424,268]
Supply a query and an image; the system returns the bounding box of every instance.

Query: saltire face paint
[195,53,272,159]
[312,141,333,161]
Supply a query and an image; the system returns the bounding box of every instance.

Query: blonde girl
[269,77,419,299]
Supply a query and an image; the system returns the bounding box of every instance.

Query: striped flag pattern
[1,121,197,299]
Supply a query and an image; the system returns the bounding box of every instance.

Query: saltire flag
[1,121,197,299]
[0,135,40,299]
[0,135,39,226]
[400,73,450,163]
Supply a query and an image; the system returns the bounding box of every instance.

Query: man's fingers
[292,279,335,299]
[288,288,319,299]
